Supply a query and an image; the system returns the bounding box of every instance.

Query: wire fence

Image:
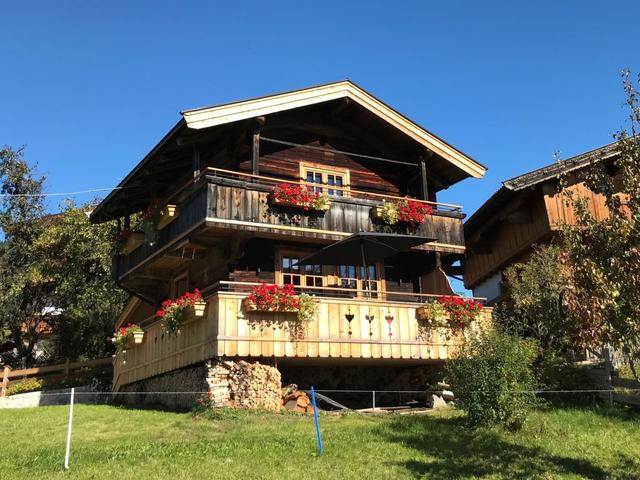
[3,385,639,473]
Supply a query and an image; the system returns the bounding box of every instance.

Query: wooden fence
[0,357,112,397]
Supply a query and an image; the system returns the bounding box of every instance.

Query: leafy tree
[561,69,640,379]
[497,244,571,355]
[0,146,50,366]
[34,201,127,361]
[0,146,126,366]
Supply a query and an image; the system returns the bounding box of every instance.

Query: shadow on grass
[379,414,616,480]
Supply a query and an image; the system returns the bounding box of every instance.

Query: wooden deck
[113,292,492,390]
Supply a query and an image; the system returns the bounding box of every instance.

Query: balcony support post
[252,117,265,179]
[192,146,201,179]
[419,155,429,201]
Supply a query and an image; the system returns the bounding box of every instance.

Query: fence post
[310,386,324,454]
[64,358,71,384]
[64,387,75,470]
[372,390,376,411]
[1,366,10,397]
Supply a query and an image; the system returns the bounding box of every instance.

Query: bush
[536,356,599,406]
[6,378,44,396]
[446,330,539,430]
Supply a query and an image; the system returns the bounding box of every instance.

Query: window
[337,264,380,298]
[300,163,350,197]
[173,273,188,298]
[280,254,324,288]
[277,248,384,298]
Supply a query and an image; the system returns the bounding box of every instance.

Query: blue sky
[2,1,639,217]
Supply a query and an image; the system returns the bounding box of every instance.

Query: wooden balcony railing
[204,166,463,213]
[114,167,466,279]
[112,283,490,391]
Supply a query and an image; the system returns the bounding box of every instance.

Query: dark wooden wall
[238,141,416,196]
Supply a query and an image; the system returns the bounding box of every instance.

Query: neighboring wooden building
[463,141,620,304]
[91,81,491,401]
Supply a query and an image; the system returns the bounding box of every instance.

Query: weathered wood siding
[464,194,550,288]
[206,178,464,251]
[544,181,610,228]
[464,181,613,289]
[115,182,208,279]
[113,293,493,390]
[113,306,219,392]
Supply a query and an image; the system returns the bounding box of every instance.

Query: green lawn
[1,404,639,479]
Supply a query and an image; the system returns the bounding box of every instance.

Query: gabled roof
[182,80,486,179]
[91,80,485,222]
[464,140,621,238]
[503,140,620,191]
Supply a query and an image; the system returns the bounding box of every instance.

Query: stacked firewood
[281,384,315,414]
[228,361,282,412]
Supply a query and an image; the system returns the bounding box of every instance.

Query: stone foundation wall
[117,363,209,411]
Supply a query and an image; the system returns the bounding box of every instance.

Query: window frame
[172,272,189,298]
[299,162,351,197]
[275,247,385,298]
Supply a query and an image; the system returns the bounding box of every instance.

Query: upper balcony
[114,167,466,283]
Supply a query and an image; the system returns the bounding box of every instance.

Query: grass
[1,404,639,479]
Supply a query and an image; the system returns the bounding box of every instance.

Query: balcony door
[276,248,383,299]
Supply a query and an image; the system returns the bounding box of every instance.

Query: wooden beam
[419,155,429,201]
[192,146,201,179]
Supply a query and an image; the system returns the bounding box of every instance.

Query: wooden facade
[463,142,620,301]
[91,81,488,391]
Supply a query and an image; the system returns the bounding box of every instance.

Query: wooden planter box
[371,205,385,220]
[241,297,298,314]
[268,195,331,212]
[193,300,206,317]
[122,232,145,255]
[157,204,179,230]
[132,330,144,344]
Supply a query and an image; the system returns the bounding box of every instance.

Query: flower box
[371,199,433,226]
[122,232,145,255]
[132,330,144,344]
[242,296,297,314]
[269,183,331,212]
[193,300,206,317]
[416,296,483,329]
[268,194,331,212]
[371,205,385,220]
[157,204,179,230]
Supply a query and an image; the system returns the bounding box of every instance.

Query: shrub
[446,329,539,430]
[7,378,44,396]
[536,355,599,406]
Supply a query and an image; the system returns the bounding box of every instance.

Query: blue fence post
[310,386,324,454]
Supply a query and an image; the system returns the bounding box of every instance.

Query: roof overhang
[182,81,486,179]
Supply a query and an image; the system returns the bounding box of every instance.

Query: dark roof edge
[503,140,620,191]
[90,118,186,223]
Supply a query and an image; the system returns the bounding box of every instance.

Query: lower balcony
[113,283,491,391]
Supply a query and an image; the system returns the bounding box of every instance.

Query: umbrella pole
[361,244,369,299]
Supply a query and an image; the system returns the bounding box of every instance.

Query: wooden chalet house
[464,141,621,304]
[91,81,491,404]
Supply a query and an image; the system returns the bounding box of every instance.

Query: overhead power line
[0,187,129,198]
